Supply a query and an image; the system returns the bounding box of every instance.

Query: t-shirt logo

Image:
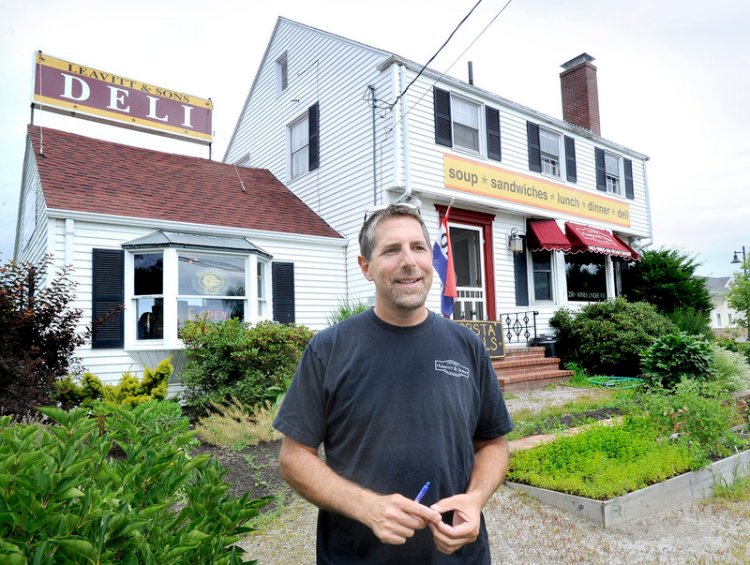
[435,360,470,379]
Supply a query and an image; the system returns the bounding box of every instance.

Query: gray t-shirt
[274,308,513,563]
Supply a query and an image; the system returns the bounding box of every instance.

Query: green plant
[179,319,314,412]
[0,256,88,417]
[507,419,702,500]
[637,380,741,458]
[550,298,676,376]
[196,397,282,450]
[0,404,270,563]
[717,337,750,366]
[640,331,715,389]
[327,298,370,326]
[712,344,750,393]
[620,247,713,317]
[666,307,713,339]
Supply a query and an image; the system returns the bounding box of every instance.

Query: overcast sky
[1,0,747,277]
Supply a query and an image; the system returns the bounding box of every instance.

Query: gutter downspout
[395,62,412,204]
[368,85,378,206]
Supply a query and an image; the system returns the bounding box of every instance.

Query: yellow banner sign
[444,154,631,227]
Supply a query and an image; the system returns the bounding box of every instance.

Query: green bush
[179,319,314,412]
[666,307,713,339]
[637,380,741,458]
[0,404,269,563]
[550,298,676,376]
[54,359,172,408]
[712,344,750,393]
[640,331,715,389]
[717,337,750,366]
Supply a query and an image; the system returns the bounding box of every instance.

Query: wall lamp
[508,228,524,254]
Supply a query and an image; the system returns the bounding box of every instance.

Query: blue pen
[415,481,431,503]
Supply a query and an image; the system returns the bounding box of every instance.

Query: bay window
[177,252,246,327]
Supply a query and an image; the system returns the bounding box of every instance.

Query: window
[177,252,246,327]
[452,97,480,152]
[604,152,621,194]
[531,251,553,301]
[596,148,632,198]
[729,313,734,326]
[433,87,501,160]
[257,261,267,316]
[565,252,607,302]
[289,103,320,180]
[290,117,309,179]
[539,129,560,178]
[134,253,164,340]
[276,53,288,93]
[717,313,722,327]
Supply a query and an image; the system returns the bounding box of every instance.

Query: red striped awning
[527,219,571,252]
[565,222,640,260]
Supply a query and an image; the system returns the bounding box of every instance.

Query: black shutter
[486,106,501,161]
[595,148,606,192]
[564,135,577,183]
[527,122,541,173]
[513,241,529,307]
[92,249,124,349]
[272,262,295,324]
[624,158,635,200]
[433,87,452,147]
[308,102,319,171]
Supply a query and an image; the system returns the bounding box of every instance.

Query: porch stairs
[493,346,573,392]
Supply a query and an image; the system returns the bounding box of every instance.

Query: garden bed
[507,448,750,527]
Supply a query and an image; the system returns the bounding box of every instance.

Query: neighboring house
[14,125,345,382]
[707,276,743,336]
[224,17,650,340]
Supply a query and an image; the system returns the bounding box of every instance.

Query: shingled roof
[27,125,341,239]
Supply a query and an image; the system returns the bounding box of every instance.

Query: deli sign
[33,52,212,144]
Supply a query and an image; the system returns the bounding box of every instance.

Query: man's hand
[365,493,443,545]
[428,491,483,554]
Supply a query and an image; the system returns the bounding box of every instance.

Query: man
[274,203,513,563]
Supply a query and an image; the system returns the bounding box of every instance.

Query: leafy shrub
[666,307,713,339]
[196,397,282,450]
[0,257,87,417]
[640,331,715,389]
[91,399,186,444]
[717,337,750,366]
[507,419,701,500]
[550,298,676,376]
[637,380,741,458]
[0,404,269,563]
[712,344,750,393]
[180,319,314,412]
[327,298,370,326]
[54,358,172,408]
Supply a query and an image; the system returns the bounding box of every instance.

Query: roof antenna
[233,163,247,192]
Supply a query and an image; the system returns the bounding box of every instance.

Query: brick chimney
[560,53,600,136]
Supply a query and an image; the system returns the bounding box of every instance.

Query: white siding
[14,149,49,264]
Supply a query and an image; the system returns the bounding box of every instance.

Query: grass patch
[196,397,281,449]
[712,476,750,504]
[505,389,637,440]
[507,417,705,500]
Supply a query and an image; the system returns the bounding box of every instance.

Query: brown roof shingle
[27,125,341,239]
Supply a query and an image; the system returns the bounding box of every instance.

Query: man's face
[358,215,433,318]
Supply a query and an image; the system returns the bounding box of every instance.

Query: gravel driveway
[239,387,750,564]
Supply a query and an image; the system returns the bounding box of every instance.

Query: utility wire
[393,0,514,129]
[388,0,484,110]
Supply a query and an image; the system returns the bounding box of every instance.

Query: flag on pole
[432,207,457,318]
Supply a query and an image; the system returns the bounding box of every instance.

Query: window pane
[177,298,244,327]
[291,119,308,152]
[291,148,308,178]
[136,297,163,339]
[533,272,552,301]
[565,252,607,301]
[540,130,559,157]
[453,124,479,151]
[257,262,265,299]
[134,253,163,295]
[605,152,619,175]
[452,99,478,128]
[178,253,245,296]
[450,227,482,287]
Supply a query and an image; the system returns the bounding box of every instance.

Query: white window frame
[451,96,481,153]
[276,52,288,95]
[289,114,309,180]
[604,151,622,195]
[529,249,555,303]
[539,128,561,178]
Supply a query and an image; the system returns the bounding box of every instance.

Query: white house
[14,125,346,382]
[224,17,650,343]
[707,276,743,336]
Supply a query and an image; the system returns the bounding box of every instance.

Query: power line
[388,0,484,111]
